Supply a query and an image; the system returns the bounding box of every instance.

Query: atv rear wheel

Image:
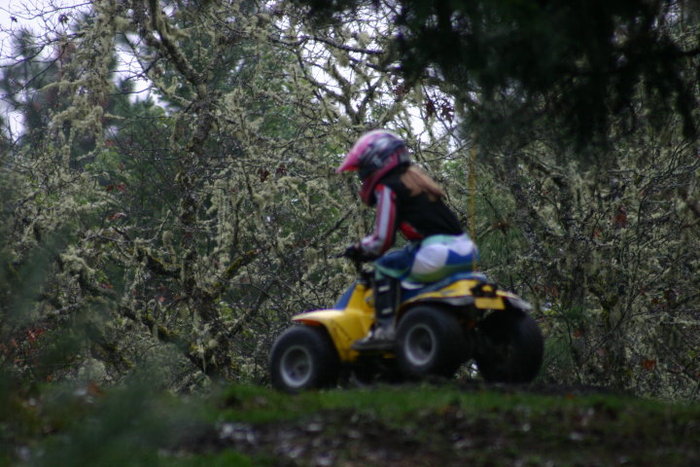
[396,306,468,379]
[475,311,543,383]
[269,325,339,392]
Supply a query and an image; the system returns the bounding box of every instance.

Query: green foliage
[33,377,186,466]
[171,451,259,467]
[471,121,700,397]
[299,0,700,146]
[6,381,698,465]
[1,0,698,402]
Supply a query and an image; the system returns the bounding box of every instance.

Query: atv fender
[401,278,507,311]
[292,308,373,362]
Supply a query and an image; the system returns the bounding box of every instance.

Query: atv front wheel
[396,306,468,379]
[475,311,543,383]
[269,325,339,392]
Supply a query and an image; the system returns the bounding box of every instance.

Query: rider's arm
[359,183,396,257]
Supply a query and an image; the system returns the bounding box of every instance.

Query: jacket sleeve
[359,183,397,256]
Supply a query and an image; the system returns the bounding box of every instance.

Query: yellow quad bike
[269,260,544,392]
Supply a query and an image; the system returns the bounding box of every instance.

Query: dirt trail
[183,384,699,466]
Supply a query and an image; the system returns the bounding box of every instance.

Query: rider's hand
[342,243,376,261]
[343,243,362,259]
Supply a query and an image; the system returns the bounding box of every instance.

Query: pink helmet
[336,130,410,205]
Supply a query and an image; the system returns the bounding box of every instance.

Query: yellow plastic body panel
[402,279,506,310]
[474,297,506,309]
[291,284,374,362]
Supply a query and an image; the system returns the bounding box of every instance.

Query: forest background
[0,0,698,415]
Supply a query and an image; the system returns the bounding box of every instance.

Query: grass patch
[4,380,698,466]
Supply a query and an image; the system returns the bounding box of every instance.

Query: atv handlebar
[341,244,377,262]
[335,245,376,284]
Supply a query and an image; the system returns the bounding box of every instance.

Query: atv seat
[400,271,489,301]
